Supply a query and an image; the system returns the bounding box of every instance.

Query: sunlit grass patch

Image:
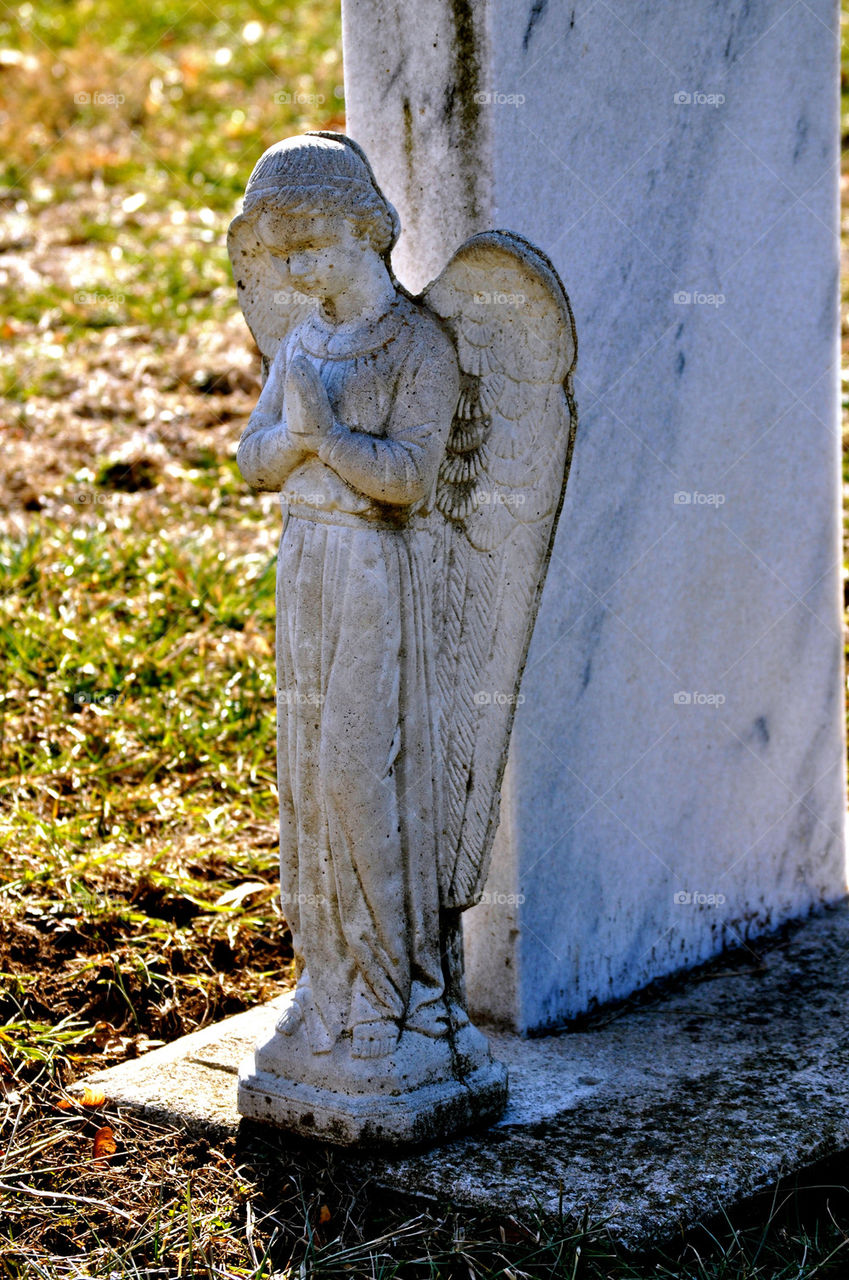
[0,0,343,210]
[0,502,279,869]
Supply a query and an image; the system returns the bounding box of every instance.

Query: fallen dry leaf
[57,1087,106,1110]
[92,1125,117,1161]
[214,881,273,909]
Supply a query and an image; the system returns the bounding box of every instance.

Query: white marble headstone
[343,0,846,1030]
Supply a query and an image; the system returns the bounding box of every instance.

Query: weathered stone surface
[343,0,847,1033]
[77,902,849,1247]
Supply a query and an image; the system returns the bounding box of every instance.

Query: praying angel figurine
[229,132,577,1146]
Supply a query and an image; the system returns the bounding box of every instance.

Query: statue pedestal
[237,994,507,1147]
[238,1056,508,1149]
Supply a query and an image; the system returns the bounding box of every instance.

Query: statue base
[236,996,508,1147]
[238,1057,508,1148]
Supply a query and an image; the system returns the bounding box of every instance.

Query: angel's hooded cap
[240,132,401,257]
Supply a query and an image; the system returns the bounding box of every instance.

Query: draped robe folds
[236,295,460,1053]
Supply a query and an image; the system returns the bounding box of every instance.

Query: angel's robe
[237,293,460,1051]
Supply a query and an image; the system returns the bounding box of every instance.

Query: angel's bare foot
[351,1021,398,1059]
[275,1001,303,1035]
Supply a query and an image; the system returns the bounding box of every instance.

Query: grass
[3,1098,849,1277]
[1,0,849,1274]
[1,0,343,209]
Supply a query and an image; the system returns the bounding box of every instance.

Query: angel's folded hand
[285,357,333,442]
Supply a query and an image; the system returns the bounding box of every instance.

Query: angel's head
[238,133,400,305]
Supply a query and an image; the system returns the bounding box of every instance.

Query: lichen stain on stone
[522,0,549,52]
[401,94,414,191]
[793,113,809,164]
[446,0,484,221]
[723,0,756,66]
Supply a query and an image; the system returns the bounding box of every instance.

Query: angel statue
[229,132,577,1146]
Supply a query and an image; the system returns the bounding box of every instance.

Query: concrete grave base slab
[76,902,849,1248]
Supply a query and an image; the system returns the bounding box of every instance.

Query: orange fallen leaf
[318,1204,331,1225]
[57,1087,106,1110]
[92,1126,117,1161]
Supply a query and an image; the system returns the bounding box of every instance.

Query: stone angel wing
[227,205,315,382]
[420,231,577,911]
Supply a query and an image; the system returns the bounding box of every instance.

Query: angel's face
[256,211,375,302]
